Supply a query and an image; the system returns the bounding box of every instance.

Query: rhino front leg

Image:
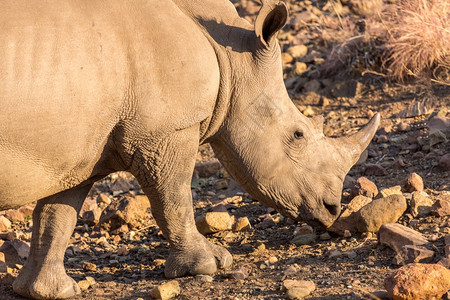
[13,183,92,299]
[131,126,232,278]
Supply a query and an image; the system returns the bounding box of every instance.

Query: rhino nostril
[324,203,340,216]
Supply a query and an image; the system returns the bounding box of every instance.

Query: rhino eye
[294,130,304,139]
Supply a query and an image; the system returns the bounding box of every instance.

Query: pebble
[378,186,403,198]
[78,279,91,291]
[328,250,342,259]
[293,225,314,236]
[319,232,331,240]
[291,234,317,245]
[195,211,232,235]
[283,279,316,299]
[397,122,411,132]
[194,160,221,178]
[228,266,251,280]
[410,191,433,217]
[268,256,278,264]
[283,265,298,276]
[287,45,308,58]
[82,262,97,272]
[393,245,434,265]
[350,177,378,199]
[195,275,213,283]
[404,172,424,193]
[150,280,181,300]
[281,53,294,64]
[99,195,150,231]
[439,153,450,170]
[0,252,6,273]
[329,195,372,235]
[233,217,251,232]
[364,163,388,176]
[384,263,450,300]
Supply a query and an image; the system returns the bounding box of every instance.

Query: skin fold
[0,0,379,298]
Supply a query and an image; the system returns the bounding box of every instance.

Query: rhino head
[209,0,380,228]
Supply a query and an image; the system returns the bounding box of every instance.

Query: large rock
[378,186,402,198]
[430,199,450,217]
[409,191,433,217]
[378,223,428,252]
[195,212,232,235]
[384,263,450,300]
[99,195,150,231]
[350,177,378,199]
[357,195,407,233]
[329,195,372,235]
[403,173,424,193]
[0,239,30,267]
[4,205,34,223]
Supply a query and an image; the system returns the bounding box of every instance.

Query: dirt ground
[1,0,449,299]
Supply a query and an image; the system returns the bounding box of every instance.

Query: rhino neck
[172,0,255,143]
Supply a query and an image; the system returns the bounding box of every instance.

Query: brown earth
[1,0,449,299]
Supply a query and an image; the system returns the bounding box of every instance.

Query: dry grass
[385,0,450,84]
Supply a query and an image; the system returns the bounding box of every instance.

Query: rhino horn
[337,113,381,166]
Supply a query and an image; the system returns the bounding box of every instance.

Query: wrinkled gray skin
[0,0,380,298]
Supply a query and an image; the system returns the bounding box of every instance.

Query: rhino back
[0,0,220,208]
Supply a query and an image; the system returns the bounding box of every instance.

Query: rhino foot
[13,262,81,299]
[164,234,232,278]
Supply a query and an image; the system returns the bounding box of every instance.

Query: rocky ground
[1,0,449,299]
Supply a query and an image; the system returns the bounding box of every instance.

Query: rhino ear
[255,1,289,47]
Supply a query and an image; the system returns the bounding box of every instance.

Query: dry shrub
[385,0,450,83]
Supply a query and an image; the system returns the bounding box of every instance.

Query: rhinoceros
[0,0,379,298]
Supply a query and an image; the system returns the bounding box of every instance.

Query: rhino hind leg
[131,126,232,278]
[13,183,92,299]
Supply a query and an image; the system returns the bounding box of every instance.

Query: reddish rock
[194,160,222,178]
[0,216,11,232]
[329,195,372,235]
[378,223,428,252]
[357,195,407,233]
[384,263,450,300]
[404,173,424,193]
[350,177,378,199]
[430,199,450,217]
[392,245,434,265]
[4,205,34,223]
[99,195,150,231]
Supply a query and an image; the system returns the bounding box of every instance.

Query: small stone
[397,122,410,132]
[98,193,111,205]
[329,195,372,235]
[294,225,314,236]
[10,239,29,260]
[283,265,298,276]
[378,223,428,252]
[290,234,317,245]
[430,199,450,217]
[294,62,307,75]
[195,275,213,283]
[195,212,232,235]
[150,280,180,300]
[302,106,315,116]
[357,195,407,233]
[364,163,388,176]
[82,207,102,226]
[410,191,433,217]
[215,179,228,190]
[393,245,434,265]
[228,266,251,280]
[85,276,96,286]
[350,177,378,199]
[345,250,357,259]
[378,186,403,198]
[283,279,315,299]
[369,290,392,300]
[78,280,91,291]
[287,45,308,59]
[303,80,321,93]
[384,263,450,300]
[328,250,342,259]
[233,217,251,232]
[319,232,331,240]
[82,262,97,272]
[404,172,424,193]
[282,53,294,64]
[343,230,351,238]
[268,256,278,264]
[429,130,447,147]
[0,216,11,232]
[99,195,150,231]
[117,246,129,256]
[194,160,221,178]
